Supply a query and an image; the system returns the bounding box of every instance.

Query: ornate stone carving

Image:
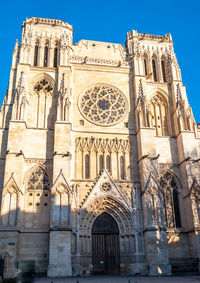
[27,167,50,191]
[101,182,112,192]
[75,137,130,153]
[70,56,130,67]
[78,84,128,126]
[57,73,71,121]
[34,78,53,96]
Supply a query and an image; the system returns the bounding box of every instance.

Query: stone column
[137,127,171,275]
[48,121,72,277]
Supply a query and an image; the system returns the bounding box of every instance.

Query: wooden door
[92,212,120,275]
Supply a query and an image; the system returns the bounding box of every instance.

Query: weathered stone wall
[0,17,200,278]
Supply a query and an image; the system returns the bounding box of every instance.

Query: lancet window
[34,42,39,66]
[120,156,125,180]
[106,155,111,172]
[44,44,49,67]
[152,59,157,82]
[144,58,148,76]
[160,173,181,228]
[161,59,167,83]
[99,155,104,173]
[85,154,90,179]
[75,137,130,180]
[54,42,58,68]
[150,94,169,136]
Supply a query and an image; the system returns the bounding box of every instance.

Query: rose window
[78,84,128,126]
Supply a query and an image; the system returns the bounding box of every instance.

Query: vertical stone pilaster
[47,230,72,277]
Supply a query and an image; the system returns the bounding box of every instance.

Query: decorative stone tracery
[78,84,128,126]
[24,166,51,228]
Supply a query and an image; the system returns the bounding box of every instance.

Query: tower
[0,17,200,278]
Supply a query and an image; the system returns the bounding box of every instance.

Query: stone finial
[176,83,183,104]
[59,73,68,98]
[16,71,25,98]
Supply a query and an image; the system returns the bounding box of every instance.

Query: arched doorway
[92,212,120,275]
[0,256,4,279]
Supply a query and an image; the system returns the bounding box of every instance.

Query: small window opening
[34,45,39,66]
[152,59,157,82]
[44,46,48,67]
[54,47,58,68]
[161,60,167,83]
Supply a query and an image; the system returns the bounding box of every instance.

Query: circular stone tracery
[78,84,128,126]
[101,182,112,192]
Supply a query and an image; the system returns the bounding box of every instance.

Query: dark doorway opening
[0,256,4,279]
[92,212,120,275]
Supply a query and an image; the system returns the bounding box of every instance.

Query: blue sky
[1,0,200,121]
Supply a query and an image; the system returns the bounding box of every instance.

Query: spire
[14,39,19,53]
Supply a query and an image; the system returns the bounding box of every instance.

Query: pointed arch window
[99,155,103,173]
[144,58,148,76]
[85,154,90,179]
[160,173,181,228]
[44,45,48,67]
[25,167,51,228]
[27,167,50,191]
[152,59,157,82]
[54,47,58,68]
[120,156,125,180]
[161,60,167,83]
[106,155,111,172]
[34,44,39,66]
[150,94,169,136]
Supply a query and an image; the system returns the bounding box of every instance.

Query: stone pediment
[51,169,71,193]
[81,169,131,210]
[3,172,23,196]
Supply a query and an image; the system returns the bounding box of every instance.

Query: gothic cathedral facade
[0,17,200,278]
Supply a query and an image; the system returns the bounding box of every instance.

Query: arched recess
[152,55,158,82]
[51,183,71,226]
[149,92,170,136]
[0,252,9,279]
[53,39,59,68]
[92,212,120,275]
[2,186,19,226]
[28,73,56,128]
[188,179,200,228]
[24,165,51,229]
[78,196,141,262]
[1,174,22,227]
[160,171,182,228]
[143,53,149,76]
[161,56,167,83]
[33,40,39,66]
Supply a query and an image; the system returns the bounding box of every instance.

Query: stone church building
[0,17,200,278]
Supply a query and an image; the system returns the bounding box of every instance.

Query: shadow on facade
[0,201,147,279]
